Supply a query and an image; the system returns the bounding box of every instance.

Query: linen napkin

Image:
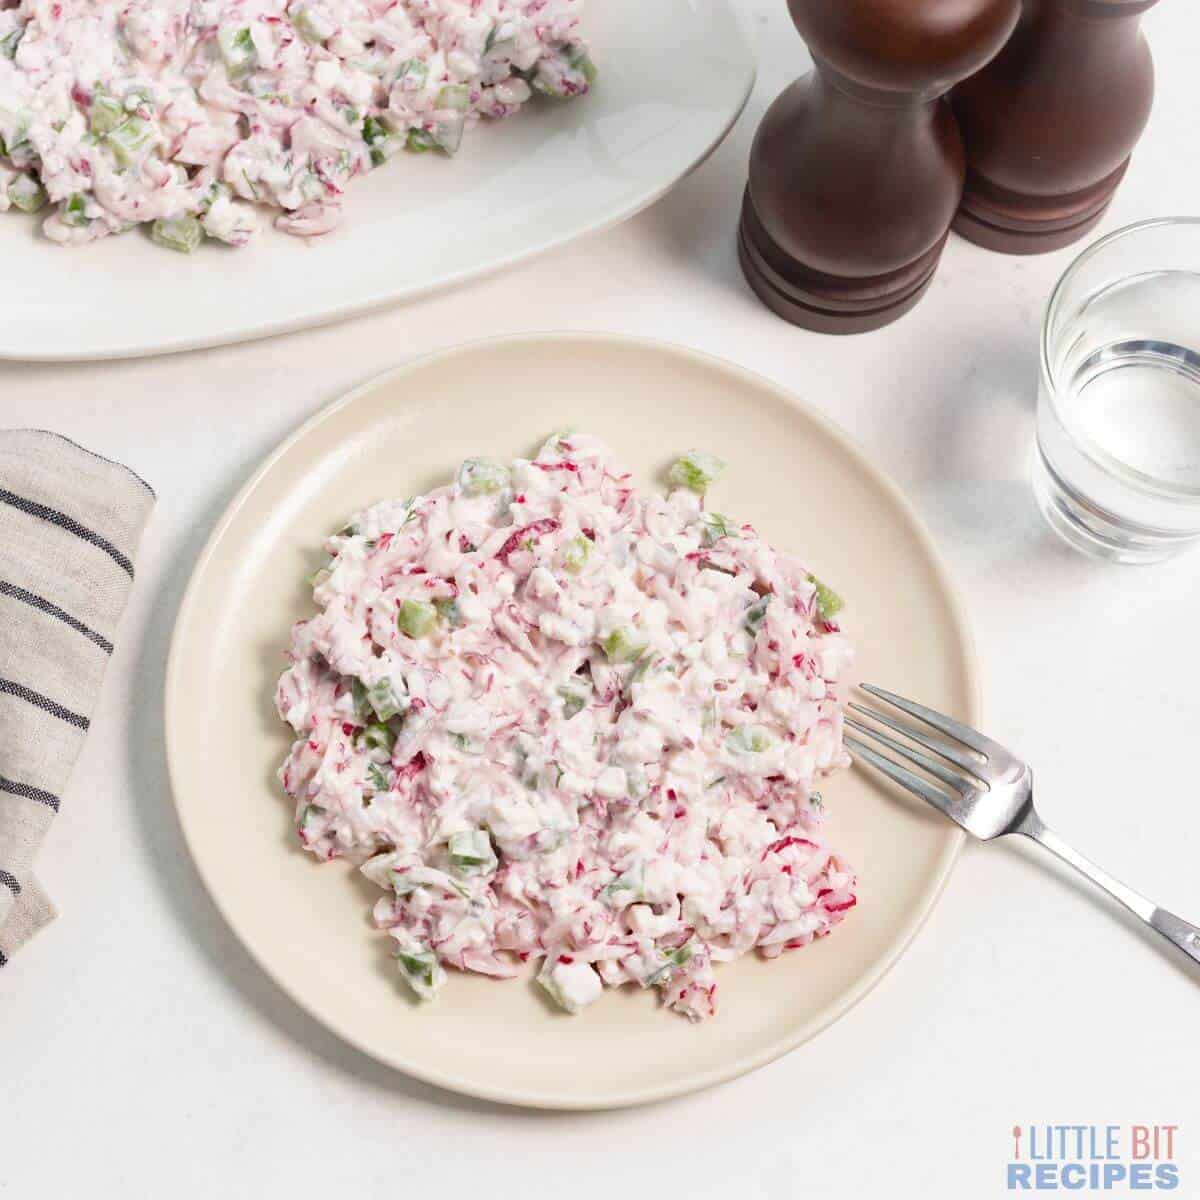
[0,430,154,964]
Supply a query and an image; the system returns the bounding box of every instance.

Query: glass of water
[1033,217,1200,564]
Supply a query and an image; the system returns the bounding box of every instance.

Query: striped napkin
[0,430,154,965]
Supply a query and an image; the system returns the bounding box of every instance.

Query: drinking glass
[1033,218,1200,564]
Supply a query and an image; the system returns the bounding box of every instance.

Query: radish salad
[0,0,592,249]
[275,433,857,1020]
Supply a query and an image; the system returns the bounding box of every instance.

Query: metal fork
[846,684,1200,970]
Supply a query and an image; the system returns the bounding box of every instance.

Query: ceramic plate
[0,0,753,362]
[166,334,979,1109]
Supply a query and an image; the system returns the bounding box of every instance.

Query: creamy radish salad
[276,434,857,1021]
[0,0,591,249]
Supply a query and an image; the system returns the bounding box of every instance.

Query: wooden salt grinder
[952,0,1158,255]
[738,0,1020,334]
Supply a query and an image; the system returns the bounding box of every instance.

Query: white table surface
[3,4,1197,1195]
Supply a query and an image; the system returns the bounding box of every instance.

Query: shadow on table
[124,441,589,1120]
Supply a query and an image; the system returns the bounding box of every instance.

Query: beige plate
[166,334,979,1110]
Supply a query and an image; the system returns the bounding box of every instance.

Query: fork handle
[1023,815,1200,970]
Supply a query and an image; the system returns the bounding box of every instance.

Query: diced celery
[447,829,497,875]
[436,85,470,112]
[7,173,45,213]
[395,58,428,88]
[808,574,844,621]
[107,116,153,168]
[433,597,461,627]
[0,29,21,60]
[218,26,256,78]
[561,534,592,574]
[88,92,125,135]
[433,115,464,155]
[367,762,390,793]
[726,724,773,754]
[601,626,647,664]
[150,214,203,254]
[362,114,387,145]
[397,598,437,638]
[668,450,726,494]
[359,722,396,755]
[366,678,403,721]
[744,595,770,635]
[457,457,509,496]
[406,128,437,153]
[291,3,334,44]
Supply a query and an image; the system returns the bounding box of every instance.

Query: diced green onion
[601,865,643,908]
[808,574,844,621]
[601,626,647,664]
[350,677,372,723]
[406,128,437,153]
[7,173,45,213]
[367,762,390,793]
[150,214,203,254]
[395,58,428,88]
[299,804,324,841]
[561,534,592,574]
[359,723,396,755]
[568,45,598,86]
[557,680,590,719]
[699,512,732,546]
[397,598,437,638]
[0,29,21,60]
[123,86,154,112]
[447,829,497,875]
[457,457,510,496]
[218,26,256,78]
[726,724,773,754]
[62,192,90,227]
[668,450,726,494]
[646,941,694,986]
[362,114,387,145]
[107,116,153,168]
[395,947,443,1000]
[744,595,770,635]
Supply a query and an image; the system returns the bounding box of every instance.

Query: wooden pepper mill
[739,0,1020,334]
[952,0,1158,254]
